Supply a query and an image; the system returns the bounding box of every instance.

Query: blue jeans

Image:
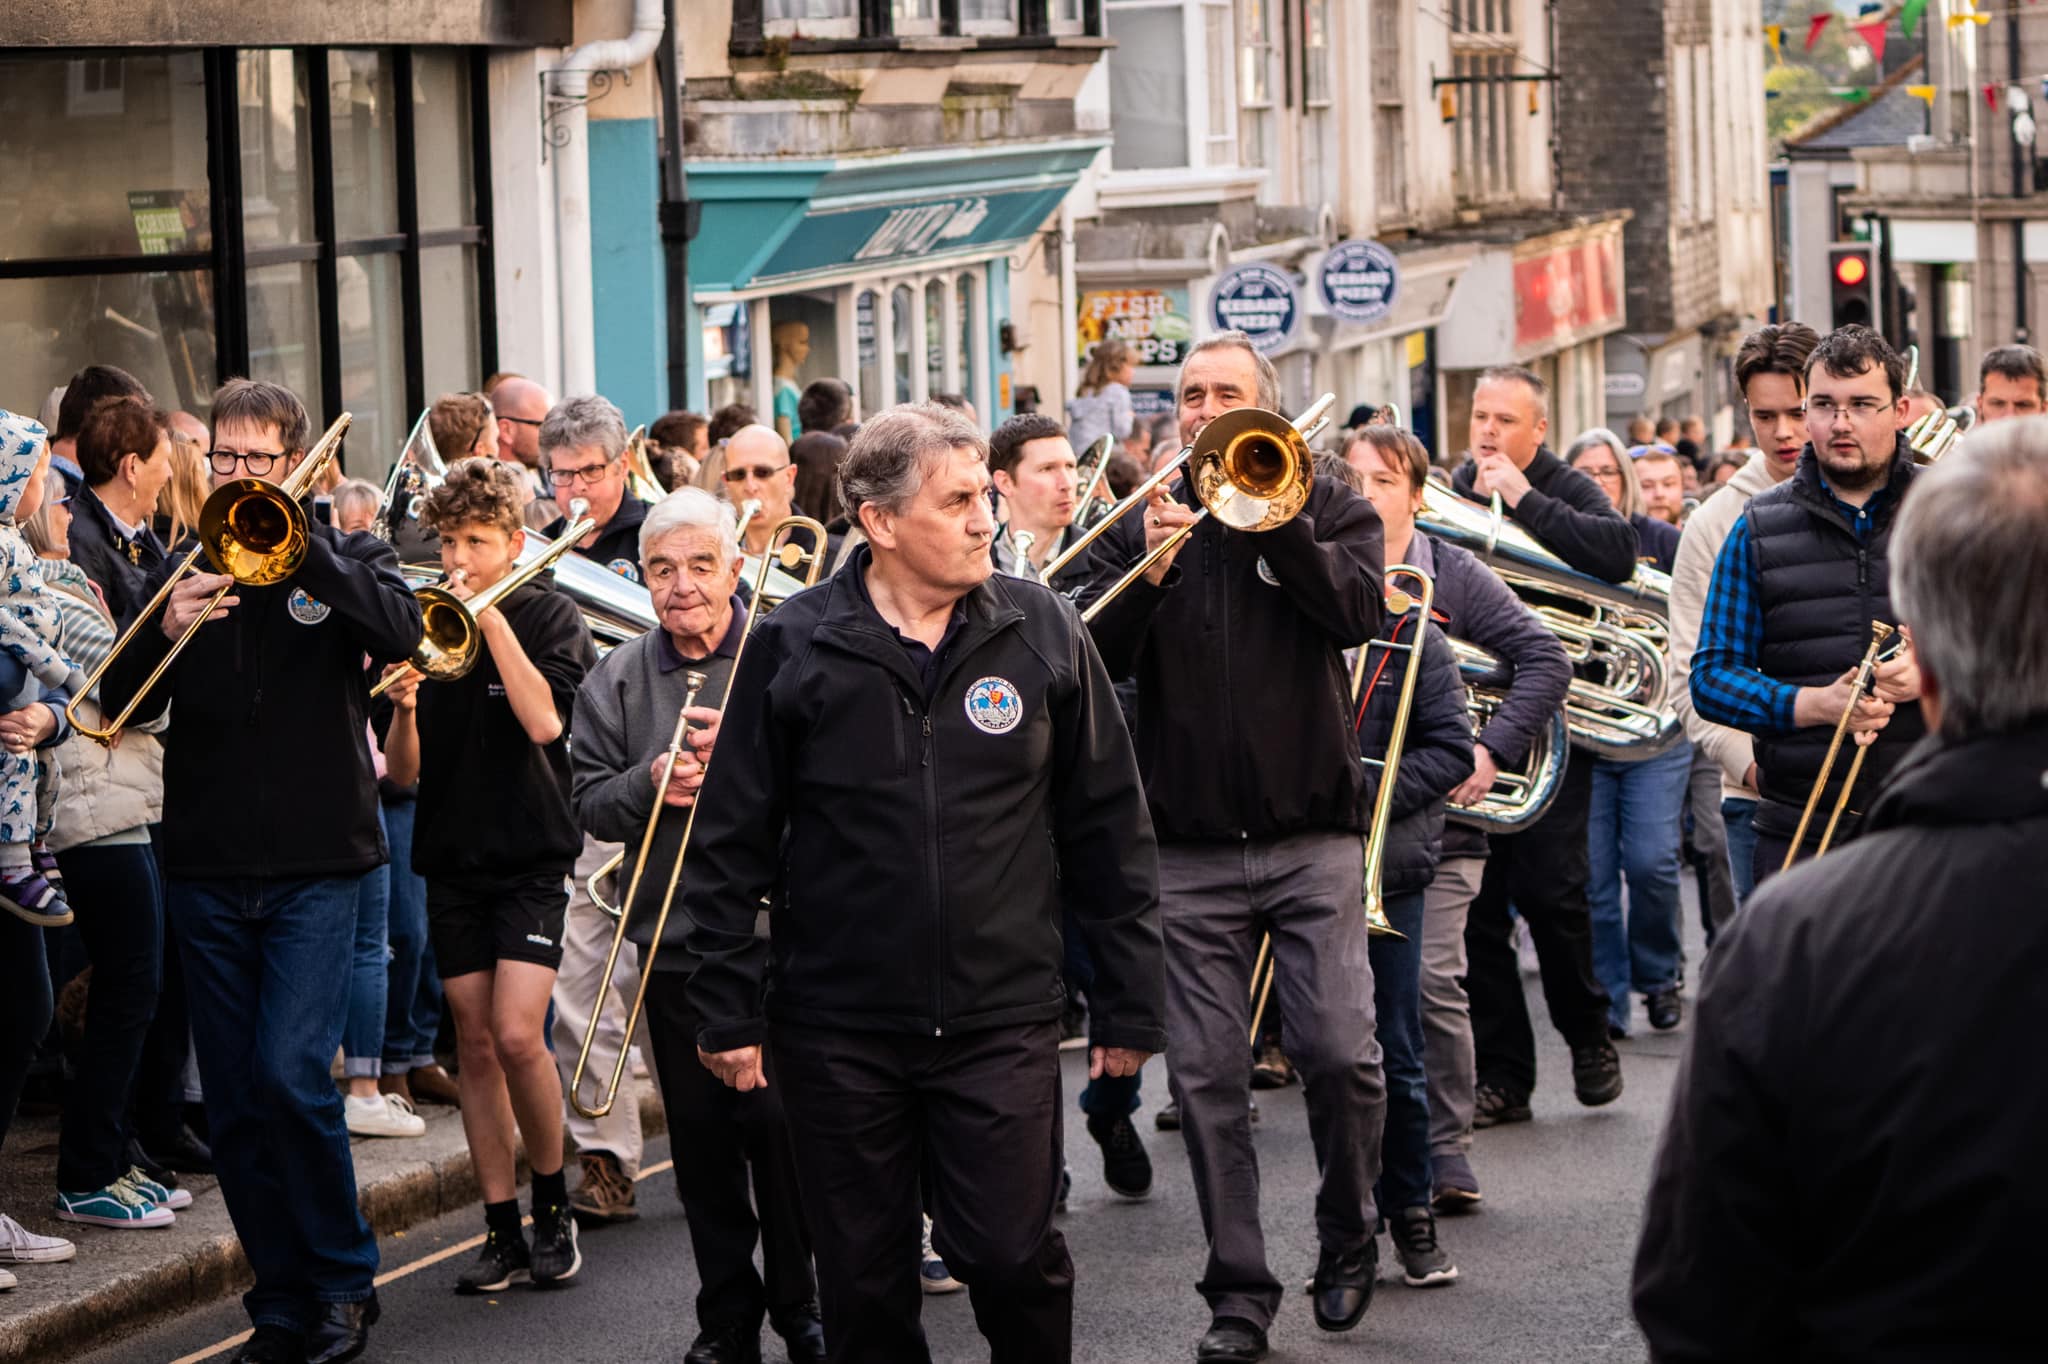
[170,876,378,1331]
[1587,744,1692,1032]
[380,798,440,1073]
[342,808,390,1077]
[1721,798,1758,906]
[1063,906,1142,1119]
[1368,888,1428,1214]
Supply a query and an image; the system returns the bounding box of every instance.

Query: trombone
[1248,565,1429,1043]
[1781,622,1902,871]
[570,516,831,1119]
[1070,433,1115,529]
[65,413,352,747]
[368,499,598,699]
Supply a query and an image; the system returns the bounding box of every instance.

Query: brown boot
[407,1063,462,1107]
[567,1150,638,1225]
[376,1072,414,1105]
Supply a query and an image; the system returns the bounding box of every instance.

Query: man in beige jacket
[1668,322,1820,918]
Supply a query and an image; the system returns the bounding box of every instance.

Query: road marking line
[166,1159,675,1364]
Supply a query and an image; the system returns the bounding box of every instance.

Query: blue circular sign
[1317,240,1401,326]
[1208,262,1303,356]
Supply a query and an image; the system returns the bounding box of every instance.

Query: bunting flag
[1907,84,1937,108]
[1854,17,1889,66]
[1900,0,1928,35]
[1987,83,2003,111]
[1950,10,1989,25]
[1835,87,1871,101]
[1806,12,1833,50]
[1765,23,1783,60]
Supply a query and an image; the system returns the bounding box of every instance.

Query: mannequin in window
[771,321,810,444]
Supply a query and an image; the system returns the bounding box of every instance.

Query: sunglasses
[723,464,790,483]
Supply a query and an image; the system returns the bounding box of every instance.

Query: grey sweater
[571,609,747,973]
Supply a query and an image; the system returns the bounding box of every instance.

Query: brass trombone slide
[570,517,831,1116]
[1070,433,1115,528]
[65,413,352,747]
[368,499,598,698]
[1781,622,1902,872]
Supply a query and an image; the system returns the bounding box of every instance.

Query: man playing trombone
[1082,332,1388,1364]
[100,379,422,1364]
[686,402,1164,1363]
[569,487,822,1364]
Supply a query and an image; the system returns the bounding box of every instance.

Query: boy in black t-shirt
[381,459,596,1295]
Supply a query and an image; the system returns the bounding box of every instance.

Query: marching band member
[379,459,595,1296]
[721,424,800,560]
[570,487,823,1364]
[988,412,1091,592]
[1691,325,1926,884]
[1971,343,2046,425]
[101,379,422,1364]
[1084,332,1386,1364]
[1448,367,1633,1130]
[541,396,649,583]
[1342,424,1571,1212]
[685,402,1164,1363]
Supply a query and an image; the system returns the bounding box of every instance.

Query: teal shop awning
[688,138,1104,295]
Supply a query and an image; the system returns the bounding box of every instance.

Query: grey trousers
[552,836,650,1173]
[1161,831,1385,1331]
[1685,743,1737,940]
[1420,854,1485,1158]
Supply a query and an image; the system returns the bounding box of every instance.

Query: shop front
[685,140,1102,431]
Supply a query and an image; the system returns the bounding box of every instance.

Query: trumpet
[570,516,832,1117]
[66,413,352,746]
[1781,622,1902,871]
[369,500,598,699]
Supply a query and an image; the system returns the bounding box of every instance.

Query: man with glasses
[488,375,555,497]
[721,425,799,560]
[540,395,648,583]
[1691,325,1927,886]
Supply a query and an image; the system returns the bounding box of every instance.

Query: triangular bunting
[1901,0,1929,35]
[1806,12,1833,50]
[1906,84,1937,108]
[1853,17,1888,67]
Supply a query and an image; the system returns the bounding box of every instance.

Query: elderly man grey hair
[539,394,629,464]
[1179,331,1281,412]
[837,401,987,523]
[640,485,739,567]
[1891,419,2048,739]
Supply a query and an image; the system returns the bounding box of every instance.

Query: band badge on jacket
[287,588,331,625]
[606,558,641,582]
[964,676,1024,735]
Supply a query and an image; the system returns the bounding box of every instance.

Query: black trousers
[772,1021,1073,1364]
[56,842,165,1190]
[134,823,191,1148]
[640,972,816,1335]
[1464,754,1613,1095]
[1750,799,1866,894]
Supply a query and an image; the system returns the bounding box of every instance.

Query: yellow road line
[166,1159,675,1364]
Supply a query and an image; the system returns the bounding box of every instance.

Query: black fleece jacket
[1451,446,1639,584]
[1353,619,1474,894]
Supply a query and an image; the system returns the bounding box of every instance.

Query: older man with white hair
[1635,418,2048,1358]
[571,487,823,1364]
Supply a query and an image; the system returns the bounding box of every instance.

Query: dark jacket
[100,520,423,880]
[1081,474,1386,842]
[1631,512,1680,574]
[682,549,1166,1055]
[546,494,650,583]
[67,485,167,630]
[1633,719,2048,1362]
[1354,618,1473,894]
[388,578,593,879]
[1451,446,1640,584]
[993,522,1096,598]
[1408,532,1573,858]
[1746,439,1925,834]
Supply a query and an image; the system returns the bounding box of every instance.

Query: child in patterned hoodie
[0,410,86,927]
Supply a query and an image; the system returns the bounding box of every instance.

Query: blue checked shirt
[1689,483,1894,737]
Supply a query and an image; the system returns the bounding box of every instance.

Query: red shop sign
[1513,233,1623,352]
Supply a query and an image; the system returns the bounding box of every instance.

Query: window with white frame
[1105,0,1237,171]
[1237,0,1274,169]
[892,0,938,36]
[1371,0,1408,221]
[961,0,1020,36]
[765,0,859,38]
[1448,0,1519,207]
[1691,43,1713,221]
[1673,44,1695,223]
[1050,0,1086,34]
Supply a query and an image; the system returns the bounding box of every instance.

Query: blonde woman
[1066,338,1135,457]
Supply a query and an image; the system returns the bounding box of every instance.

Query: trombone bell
[1189,407,1313,531]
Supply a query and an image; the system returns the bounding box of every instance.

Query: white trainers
[0,1266,14,1289]
[344,1092,427,1138]
[0,1212,76,1263]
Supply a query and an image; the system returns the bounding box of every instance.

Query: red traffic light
[1834,253,1869,288]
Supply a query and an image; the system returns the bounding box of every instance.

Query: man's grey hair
[539,394,628,465]
[640,485,738,567]
[1891,417,2048,738]
[838,402,987,519]
[1478,365,1550,419]
[1180,331,1281,411]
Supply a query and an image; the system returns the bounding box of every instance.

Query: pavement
[38,892,1705,1364]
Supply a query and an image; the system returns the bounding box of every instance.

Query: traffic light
[1829,243,1877,330]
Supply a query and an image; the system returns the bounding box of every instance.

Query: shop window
[926,281,947,400]
[957,272,978,412]
[0,273,219,417]
[768,291,838,438]
[892,284,914,406]
[857,289,881,419]
[246,261,323,408]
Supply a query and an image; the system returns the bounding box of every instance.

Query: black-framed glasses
[498,414,544,429]
[208,449,288,476]
[547,459,618,488]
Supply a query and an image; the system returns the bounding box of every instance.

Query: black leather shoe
[136,1124,214,1175]
[683,1320,763,1364]
[231,1326,306,1364]
[1570,1040,1625,1107]
[1644,987,1682,1031]
[770,1301,826,1364]
[1194,1315,1269,1362]
[1310,1240,1377,1332]
[304,1295,379,1364]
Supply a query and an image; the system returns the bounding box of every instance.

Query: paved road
[74,915,1697,1364]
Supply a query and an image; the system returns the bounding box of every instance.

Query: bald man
[722,424,799,558]
[489,376,555,480]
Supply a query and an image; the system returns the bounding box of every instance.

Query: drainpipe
[658,0,693,410]
[2011,9,2031,343]
[554,0,667,397]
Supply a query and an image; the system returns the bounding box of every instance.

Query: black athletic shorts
[427,868,572,978]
